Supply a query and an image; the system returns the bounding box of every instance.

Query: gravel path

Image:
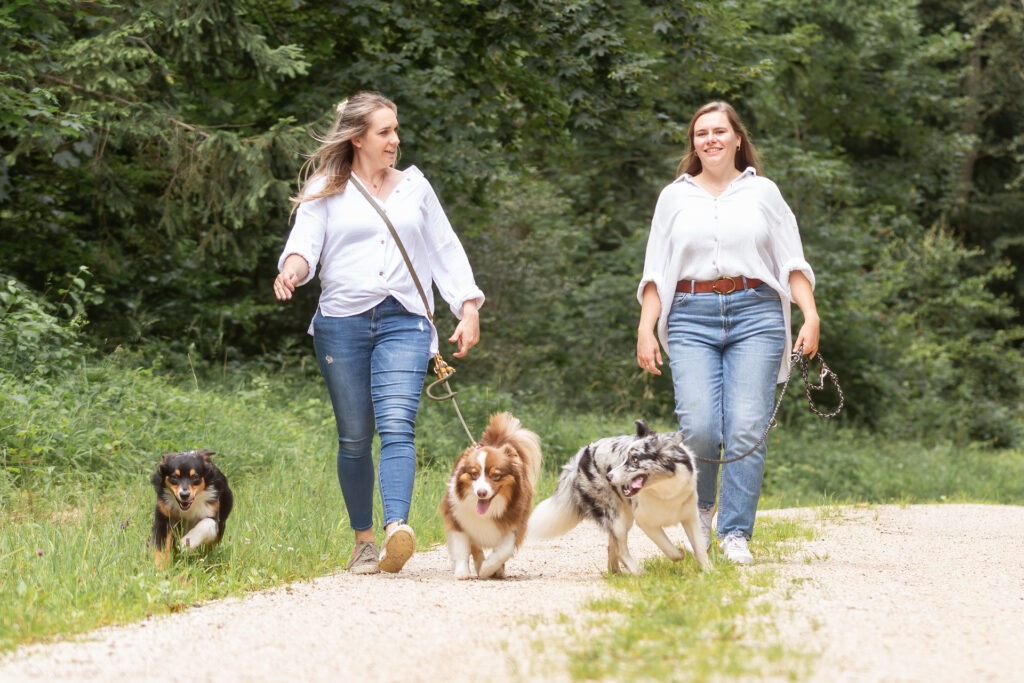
[1,503,1021,682]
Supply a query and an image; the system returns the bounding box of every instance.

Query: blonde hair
[675,101,761,178]
[291,91,398,209]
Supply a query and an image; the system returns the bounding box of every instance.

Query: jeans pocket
[747,284,779,301]
[672,292,692,307]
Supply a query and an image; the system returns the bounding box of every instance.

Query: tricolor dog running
[528,420,712,574]
[149,449,233,568]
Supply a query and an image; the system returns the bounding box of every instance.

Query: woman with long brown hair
[637,101,820,564]
[275,92,484,574]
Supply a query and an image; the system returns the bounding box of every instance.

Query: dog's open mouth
[176,498,194,511]
[621,474,647,497]
[476,497,492,515]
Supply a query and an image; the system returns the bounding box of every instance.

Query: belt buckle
[712,276,737,294]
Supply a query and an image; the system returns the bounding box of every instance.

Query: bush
[0,268,99,377]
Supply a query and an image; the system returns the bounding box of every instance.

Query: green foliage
[1,0,1021,445]
[762,422,1024,506]
[0,268,101,377]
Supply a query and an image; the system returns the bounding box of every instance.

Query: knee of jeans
[337,434,373,457]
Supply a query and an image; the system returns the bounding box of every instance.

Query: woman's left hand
[793,318,820,359]
[449,301,480,358]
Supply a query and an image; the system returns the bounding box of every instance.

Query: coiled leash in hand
[352,176,477,447]
[425,353,476,446]
[691,345,845,465]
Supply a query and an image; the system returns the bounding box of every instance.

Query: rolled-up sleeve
[637,189,675,304]
[278,183,327,287]
[768,190,814,299]
[420,182,484,317]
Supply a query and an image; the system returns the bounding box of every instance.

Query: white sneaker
[720,534,754,565]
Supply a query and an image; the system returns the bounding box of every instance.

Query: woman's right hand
[274,271,299,301]
[637,329,663,376]
[637,282,663,375]
[274,255,310,302]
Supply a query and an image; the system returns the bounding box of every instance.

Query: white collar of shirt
[673,165,758,187]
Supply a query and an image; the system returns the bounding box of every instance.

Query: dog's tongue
[629,475,645,493]
[476,498,491,515]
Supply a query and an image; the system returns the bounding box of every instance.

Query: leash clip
[426,353,457,401]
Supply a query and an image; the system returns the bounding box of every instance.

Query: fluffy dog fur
[149,449,233,567]
[528,420,711,574]
[439,412,542,579]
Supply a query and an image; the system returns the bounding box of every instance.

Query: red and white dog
[439,412,542,579]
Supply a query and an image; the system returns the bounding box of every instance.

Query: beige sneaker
[379,523,415,573]
[347,541,380,574]
[698,507,715,551]
[682,506,715,553]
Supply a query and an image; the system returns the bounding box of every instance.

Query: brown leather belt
[676,276,763,294]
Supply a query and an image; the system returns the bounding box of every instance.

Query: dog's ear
[634,420,654,438]
[195,449,216,458]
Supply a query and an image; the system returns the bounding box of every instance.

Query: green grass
[557,514,822,682]
[2,356,1023,676]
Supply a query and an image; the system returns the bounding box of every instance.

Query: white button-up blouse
[637,167,814,381]
[278,165,484,354]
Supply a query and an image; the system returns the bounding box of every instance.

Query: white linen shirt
[637,167,814,382]
[278,165,484,354]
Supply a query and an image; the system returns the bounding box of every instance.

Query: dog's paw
[664,545,685,561]
[179,536,195,552]
[478,559,506,579]
[454,567,473,580]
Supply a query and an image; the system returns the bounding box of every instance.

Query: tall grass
[1,354,1022,657]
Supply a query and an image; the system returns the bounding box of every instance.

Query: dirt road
[1,504,1020,682]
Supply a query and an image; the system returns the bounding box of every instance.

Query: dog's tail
[526,492,584,541]
[480,411,542,488]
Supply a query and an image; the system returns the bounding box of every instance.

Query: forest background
[2,0,1023,476]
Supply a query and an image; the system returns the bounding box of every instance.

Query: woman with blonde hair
[275,91,484,574]
[636,101,820,564]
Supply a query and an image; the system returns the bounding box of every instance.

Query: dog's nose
[477,490,489,499]
[178,489,191,500]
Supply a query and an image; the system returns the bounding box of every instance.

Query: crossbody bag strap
[350,175,434,323]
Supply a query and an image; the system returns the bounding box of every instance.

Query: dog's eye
[629,456,639,466]
[489,469,504,479]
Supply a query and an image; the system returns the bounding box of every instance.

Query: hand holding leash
[792,344,844,419]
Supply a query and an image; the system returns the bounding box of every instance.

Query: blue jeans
[312,297,431,531]
[666,285,785,540]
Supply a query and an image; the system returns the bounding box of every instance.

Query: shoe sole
[379,527,415,573]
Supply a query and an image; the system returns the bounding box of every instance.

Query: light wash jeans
[312,297,431,531]
[666,285,785,540]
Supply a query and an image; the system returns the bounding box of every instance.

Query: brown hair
[291,91,398,209]
[675,101,761,178]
